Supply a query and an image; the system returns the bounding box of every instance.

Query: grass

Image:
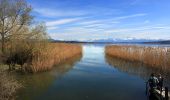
[0,41,82,73]
[105,54,170,87]
[1,42,82,73]
[26,43,82,73]
[0,42,82,100]
[0,70,22,100]
[105,45,170,69]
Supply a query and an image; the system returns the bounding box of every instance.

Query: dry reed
[105,55,170,87]
[105,45,170,69]
[26,43,82,73]
[0,71,22,100]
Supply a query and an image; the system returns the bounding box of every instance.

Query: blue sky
[27,0,170,41]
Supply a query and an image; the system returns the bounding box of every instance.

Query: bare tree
[0,0,32,53]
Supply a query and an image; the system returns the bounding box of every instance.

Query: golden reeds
[26,43,82,73]
[0,71,22,100]
[105,45,170,69]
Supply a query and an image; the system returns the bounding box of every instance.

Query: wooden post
[165,87,169,100]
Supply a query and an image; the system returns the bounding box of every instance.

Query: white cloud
[76,20,119,26]
[49,32,111,41]
[48,24,170,41]
[46,18,83,27]
[37,8,168,41]
[113,13,147,20]
[34,8,87,17]
[47,26,59,30]
[71,13,145,27]
[106,25,170,33]
[82,24,105,28]
[78,20,101,25]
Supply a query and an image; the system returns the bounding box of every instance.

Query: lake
[16,44,170,100]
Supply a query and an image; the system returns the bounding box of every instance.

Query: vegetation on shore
[0,0,83,72]
[17,54,82,100]
[27,43,82,73]
[0,71,22,100]
[2,42,82,73]
[105,55,170,87]
[105,45,170,69]
[0,0,82,99]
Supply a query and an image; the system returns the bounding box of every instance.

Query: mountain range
[50,38,170,44]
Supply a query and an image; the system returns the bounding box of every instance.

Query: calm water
[16,44,170,100]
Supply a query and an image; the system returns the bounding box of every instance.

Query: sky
[27,0,170,41]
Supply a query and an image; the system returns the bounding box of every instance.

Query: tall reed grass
[105,55,170,87]
[105,45,170,69]
[0,71,21,100]
[27,43,82,73]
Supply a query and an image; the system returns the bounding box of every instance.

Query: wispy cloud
[28,0,170,41]
[46,18,83,27]
[113,13,147,20]
[49,24,170,41]
[82,24,105,28]
[106,25,170,33]
[77,20,101,25]
[47,26,59,30]
[70,13,146,28]
[46,13,150,39]
[34,8,87,17]
[31,1,169,41]
[49,32,111,41]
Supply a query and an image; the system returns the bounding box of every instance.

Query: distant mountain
[92,38,161,43]
[144,40,170,44]
[50,38,170,44]
[91,38,170,44]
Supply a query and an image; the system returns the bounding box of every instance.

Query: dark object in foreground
[146,77,169,100]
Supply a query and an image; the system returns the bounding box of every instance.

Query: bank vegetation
[0,0,82,99]
[105,45,170,69]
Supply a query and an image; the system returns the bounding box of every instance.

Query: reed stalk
[105,45,170,69]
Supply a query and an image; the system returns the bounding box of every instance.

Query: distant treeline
[144,40,170,44]
[50,39,170,44]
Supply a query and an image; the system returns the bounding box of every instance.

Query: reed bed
[0,71,21,100]
[105,55,170,87]
[105,45,170,69]
[27,43,82,73]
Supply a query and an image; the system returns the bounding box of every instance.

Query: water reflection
[16,45,148,100]
[16,54,82,100]
[105,55,170,87]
